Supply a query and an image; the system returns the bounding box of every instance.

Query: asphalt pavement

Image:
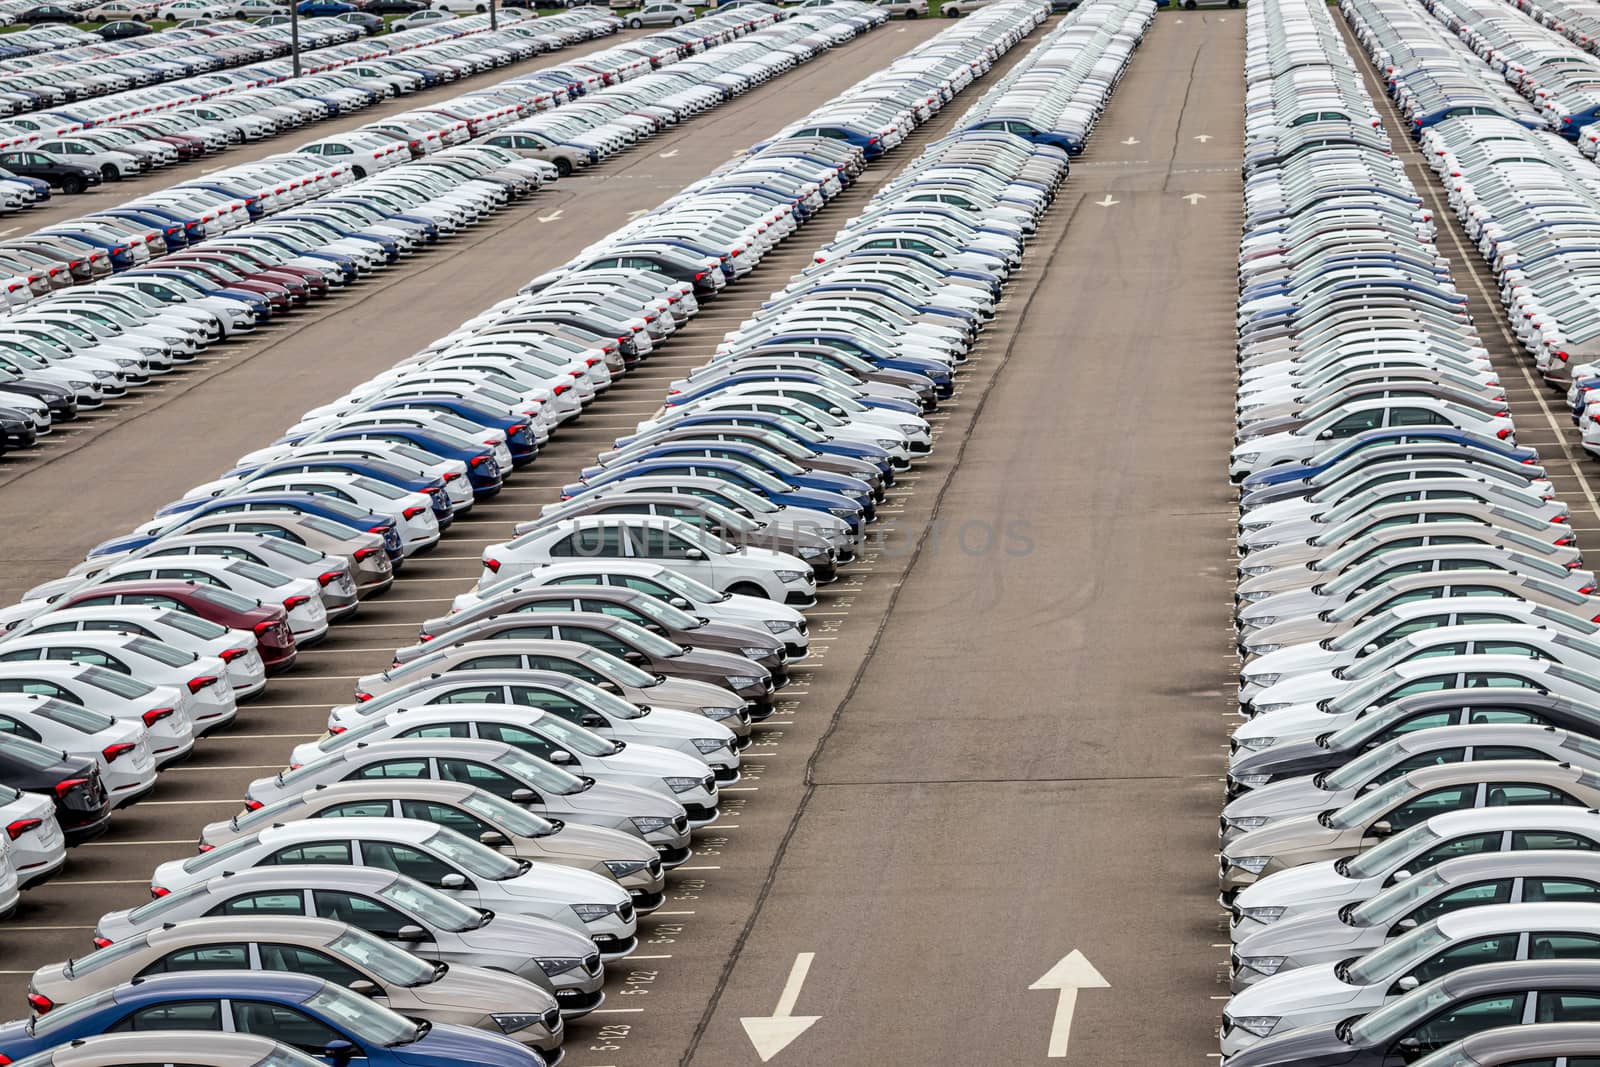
[0,10,1248,1065]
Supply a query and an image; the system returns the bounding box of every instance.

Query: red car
[56,580,298,673]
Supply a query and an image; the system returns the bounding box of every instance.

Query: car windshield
[458,788,557,836]
[80,665,154,699]
[577,648,654,687]
[535,714,620,757]
[127,637,195,668]
[378,877,481,932]
[1351,868,1450,925]
[421,826,523,880]
[626,590,699,628]
[561,678,647,720]
[498,747,587,795]
[158,611,228,640]
[1330,611,1411,652]
[304,984,422,1047]
[673,523,735,555]
[227,560,291,588]
[328,927,436,987]
[1345,823,1443,879]
[1342,638,1427,682]
[182,832,260,873]
[1329,674,1405,716]
[709,481,780,516]
[1323,738,1405,790]
[1348,984,1454,1043]
[1345,921,1452,985]
[610,619,682,657]
[192,585,260,612]
[1330,777,1418,830]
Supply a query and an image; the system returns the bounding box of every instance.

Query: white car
[0,783,64,889]
[0,631,236,735]
[32,139,140,182]
[0,696,155,808]
[288,705,721,822]
[179,472,441,556]
[148,818,640,956]
[322,672,744,770]
[480,516,817,605]
[0,662,194,767]
[5,604,267,699]
[87,554,329,644]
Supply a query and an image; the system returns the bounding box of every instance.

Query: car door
[1394,879,1515,935]
[436,754,542,804]
[360,838,475,901]
[136,942,251,976]
[106,998,227,1032]
[1389,992,1528,1058]
[626,523,716,586]
[229,997,360,1058]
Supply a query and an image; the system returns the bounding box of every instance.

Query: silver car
[200,779,667,909]
[27,916,562,1055]
[6,1033,325,1067]
[1231,850,1600,991]
[0,782,64,889]
[93,865,606,1015]
[241,738,694,864]
[626,2,689,25]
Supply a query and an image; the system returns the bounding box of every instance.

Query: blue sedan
[1237,427,1541,489]
[90,491,404,561]
[0,972,545,1067]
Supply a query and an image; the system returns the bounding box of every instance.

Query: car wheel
[728,581,770,599]
[1183,0,1195,7]
[555,157,572,177]
[943,4,956,12]
[101,164,120,181]
[61,176,86,195]
[671,14,681,21]
[904,6,916,13]
[628,14,639,24]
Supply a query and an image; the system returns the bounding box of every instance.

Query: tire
[904,6,916,13]
[628,15,640,25]
[101,164,120,181]
[61,176,86,195]
[671,14,681,21]
[728,581,770,599]
[943,4,957,13]
[475,3,485,9]
[554,157,572,177]
[1183,0,1195,8]
[351,165,367,179]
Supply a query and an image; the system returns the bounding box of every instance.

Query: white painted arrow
[1193,134,1213,142]
[1183,192,1207,204]
[1029,951,1109,1058]
[1121,137,1140,145]
[626,208,650,219]
[537,209,564,223]
[660,148,679,158]
[1094,194,1119,207]
[741,953,820,1063]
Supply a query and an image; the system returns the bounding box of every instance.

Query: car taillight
[329,725,347,735]
[317,571,342,587]
[1554,515,1571,524]
[469,456,491,468]
[1583,585,1597,595]
[354,547,382,560]
[6,818,41,841]
[484,439,500,447]
[142,706,175,727]
[694,271,706,281]
[244,799,264,811]
[53,778,87,800]
[368,524,389,534]
[1497,428,1512,439]
[283,595,311,611]
[149,886,169,899]
[187,675,218,694]
[355,692,373,703]
[219,647,248,663]
[197,843,214,852]
[553,383,570,395]
[484,557,500,573]
[102,743,137,764]
[402,506,426,520]
[26,994,51,1015]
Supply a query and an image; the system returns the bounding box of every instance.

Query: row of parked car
[0,2,1120,1065]
[0,5,861,461]
[1220,0,1600,1063]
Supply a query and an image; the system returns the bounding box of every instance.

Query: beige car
[8,1032,323,1067]
[199,779,667,910]
[26,915,563,1056]
[171,508,395,598]
[477,131,589,178]
[875,0,927,15]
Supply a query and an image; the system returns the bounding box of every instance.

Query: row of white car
[0,7,1127,1067]
[0,4,875,465]
[1218,0,1600,1064]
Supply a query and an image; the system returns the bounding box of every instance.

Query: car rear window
[79,666,154,699]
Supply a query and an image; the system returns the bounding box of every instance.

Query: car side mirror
[439,872,468,890]
[599,681,624,695]
[668,596,691,609]
[479,830,509,847]
[1370,820,1394,838]
[347,978,381,997]
[1392,869,1412,881]
[1362,642,1380,655]
[683,548,705,560]
[1396,975,1420,993]
[394,924,428,942]
[1317,428,1335,440]
[548,750,573,765]
[624,651,648,664]
[324,1040,357,1066]
[581,714,605,729]
[511,787,538,804]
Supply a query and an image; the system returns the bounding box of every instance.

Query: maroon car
[169,252,314,305]
[158,260,295,313]
[56,580,298,673]
[203,245,331,297]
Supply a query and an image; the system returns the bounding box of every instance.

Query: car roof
[1433,899,1600,938]
[1437,1022,1600,1059]
[117,969,323,1001]
[1439,957,1600,996]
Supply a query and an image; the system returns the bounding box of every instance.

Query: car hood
[1224,1021,1359,1066]
[1235,859,1354,914]
[409,962,556,1015]
[457,912,594,957]
[525,821,656,865]
[1227,812,1348,861]
[391,1019,535,1067]
[1229,960,1368,1020]
[1233,706,1337,749]
[1236,909,1373,968]
[1225,777,1342,823]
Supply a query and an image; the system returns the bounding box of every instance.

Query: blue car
[363,396,537,466]
[1237,428,1541,490]
[283,427,504,497]
[612,411,895,472]
[298,0,358,13]
[90,491,404,561]
[579,440,877,512]
[734,329,954,390]
[663,371,922,417]
[0,972,545,1067]
[200,457,452,524]
[562,456,865,531]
